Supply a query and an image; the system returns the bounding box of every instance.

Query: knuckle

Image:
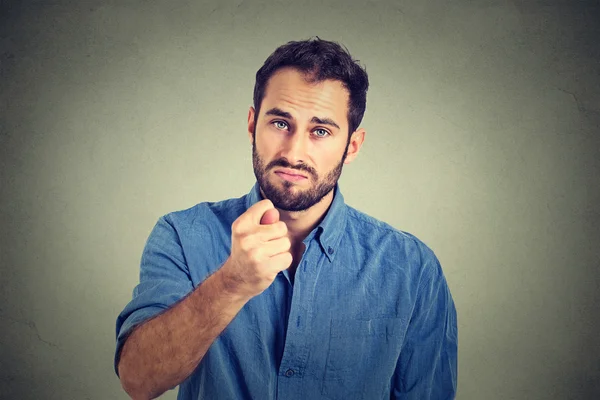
[263,199,274,209]
[278,221,288,234]
[282,252,293,265]
[247,248,260,262]
[231,220,242,235]
[239,236,252,252]
[283,237,291,250]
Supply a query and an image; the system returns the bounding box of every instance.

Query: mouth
[274,168,308,182]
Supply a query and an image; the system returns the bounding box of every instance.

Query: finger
[260,208,279,225]
[247,199,275,225]
[258,221,288,242]
[267,252,293,272]
[263,236,291,257]
[236,199,275,232]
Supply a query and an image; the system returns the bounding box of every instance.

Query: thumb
[260,208,280,225]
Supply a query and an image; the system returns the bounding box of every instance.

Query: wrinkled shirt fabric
[115,183,458,399]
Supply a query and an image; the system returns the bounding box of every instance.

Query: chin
[275,181,305,193]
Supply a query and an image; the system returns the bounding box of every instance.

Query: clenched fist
[220,199,293,298]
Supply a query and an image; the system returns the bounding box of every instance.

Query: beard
[252,138,349,212]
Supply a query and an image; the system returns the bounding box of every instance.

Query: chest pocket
[321,317,405,400]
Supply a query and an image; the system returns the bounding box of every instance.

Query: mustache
[267,158,316,178]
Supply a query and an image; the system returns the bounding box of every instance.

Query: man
[115,38,457,400]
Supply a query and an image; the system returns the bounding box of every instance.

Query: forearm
[118,265,250,400]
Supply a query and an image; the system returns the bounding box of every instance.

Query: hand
[220,199,292,298]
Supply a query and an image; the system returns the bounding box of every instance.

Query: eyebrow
[264,107,341,130]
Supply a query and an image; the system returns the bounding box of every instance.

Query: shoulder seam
[346,206,417,243]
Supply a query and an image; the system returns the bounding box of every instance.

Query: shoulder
[344,206,448,291]
[159,193,248,234]
[344,205,440,268]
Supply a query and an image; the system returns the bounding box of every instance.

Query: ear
[247,106,256,145]
[343,128,366,164]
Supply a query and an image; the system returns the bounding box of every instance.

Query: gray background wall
[1,1,599,399]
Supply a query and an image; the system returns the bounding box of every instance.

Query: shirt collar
[245,181,346,262]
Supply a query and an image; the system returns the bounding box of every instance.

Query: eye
[273,120,288,130]
[313,128,330,138]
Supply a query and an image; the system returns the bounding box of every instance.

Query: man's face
[249,68,354,212]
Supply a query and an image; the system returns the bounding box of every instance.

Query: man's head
[248,38,369,212]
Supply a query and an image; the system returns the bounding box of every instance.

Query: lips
[274,168,308,182]
[274,168,307,178]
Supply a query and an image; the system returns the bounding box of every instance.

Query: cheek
[258,140,278,160]
[316,142,345,167]
[255,131,275,152]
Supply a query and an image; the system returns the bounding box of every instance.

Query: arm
[391,250,458,400]
[118,264,250,400]
[115,200,291,399]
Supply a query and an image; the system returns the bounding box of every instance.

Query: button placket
[276,243,316,382]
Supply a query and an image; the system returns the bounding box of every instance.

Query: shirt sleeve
[114,214,194,377]
[391,247,458,399]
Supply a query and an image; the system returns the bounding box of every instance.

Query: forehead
[261,68,349,127]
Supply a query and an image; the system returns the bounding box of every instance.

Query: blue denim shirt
[115,183,457,399]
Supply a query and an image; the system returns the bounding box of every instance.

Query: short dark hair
[253,37,369,137]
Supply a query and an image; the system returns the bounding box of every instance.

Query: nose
[280,129,308,166]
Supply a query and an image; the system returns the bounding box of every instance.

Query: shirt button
[328,246,334,255]
[285,369,295,377]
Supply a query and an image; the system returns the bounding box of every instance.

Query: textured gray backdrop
[1,1,599,399]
